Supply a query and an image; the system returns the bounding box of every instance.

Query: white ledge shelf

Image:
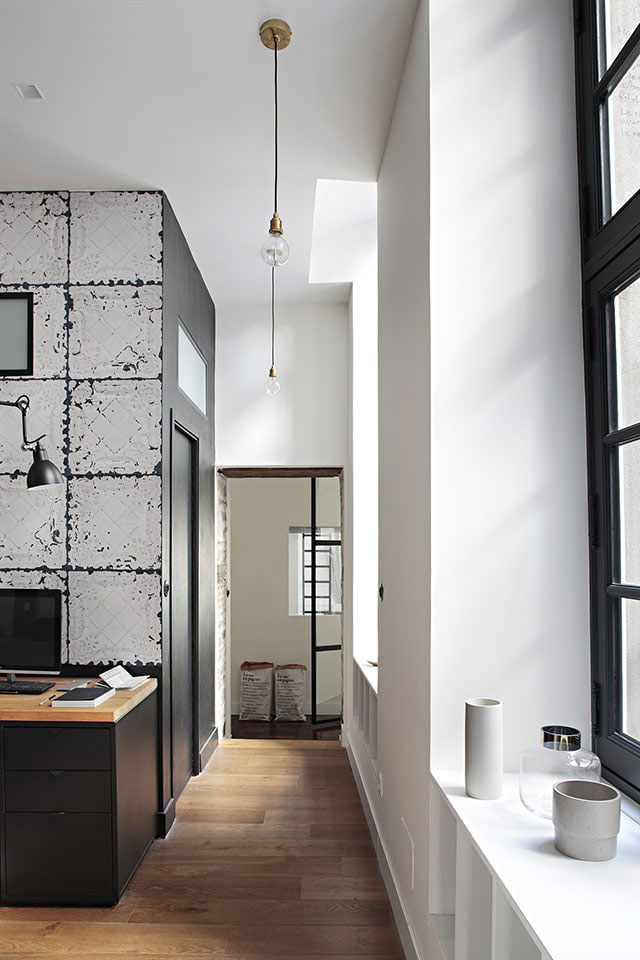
[429,770,640,960]
[356,659,378,695]
[352,659,378,766]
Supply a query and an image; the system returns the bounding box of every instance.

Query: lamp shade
[27,443,63,489]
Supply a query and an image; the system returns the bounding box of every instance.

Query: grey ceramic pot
[552,779,621,862]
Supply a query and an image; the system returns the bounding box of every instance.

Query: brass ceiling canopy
[259,18,292,51]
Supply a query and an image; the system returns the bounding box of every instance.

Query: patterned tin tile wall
[0,191,163,665]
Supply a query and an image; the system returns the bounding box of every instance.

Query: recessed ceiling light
[13,83,44,100]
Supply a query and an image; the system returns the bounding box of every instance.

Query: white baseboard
[342,726,422,960]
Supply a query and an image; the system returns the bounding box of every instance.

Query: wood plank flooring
[0,738,404,958]
[230,716,341,740]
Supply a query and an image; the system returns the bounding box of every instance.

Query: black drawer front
[4,812,113,900]
[5,770,111,813]
[3,727,111,771]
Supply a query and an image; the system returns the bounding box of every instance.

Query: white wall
[229,478,310,712]
[345,2,433,956]
[215,302,348,467]
[309,180,379,667]
[430,0,590,773]
[228,477,342,714]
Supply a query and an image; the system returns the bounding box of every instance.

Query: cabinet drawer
[5,770,111,813]
[3,727,111,771]
[4,812,113,900]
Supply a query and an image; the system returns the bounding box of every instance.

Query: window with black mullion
[575,1,640,274]
[576,0,640,799]
[584,239,640,798]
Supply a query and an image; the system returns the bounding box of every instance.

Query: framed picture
[0,292,34,376]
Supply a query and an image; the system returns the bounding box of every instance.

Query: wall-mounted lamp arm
[0,395,46,450]
[0,395,62,488]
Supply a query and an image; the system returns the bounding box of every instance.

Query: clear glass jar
[519,725,601,819]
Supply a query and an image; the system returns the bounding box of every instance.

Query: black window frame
[575,0,640,801]
[0,292,34,377]
[293,526,342,617]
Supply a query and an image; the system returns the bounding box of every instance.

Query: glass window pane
[178,324,207,416]
[618,441,640,584]
[621,598,640,742]
[612,274,640,429]
[0,296,30,373]
[315,646,342,718]
[600,1,640,74]
[604,53,640,219]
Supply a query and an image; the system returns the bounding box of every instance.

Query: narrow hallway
[0,740,404,957]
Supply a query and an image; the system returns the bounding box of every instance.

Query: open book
[99,665,150,691]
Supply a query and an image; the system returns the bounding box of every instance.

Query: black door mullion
[310,479,317,724]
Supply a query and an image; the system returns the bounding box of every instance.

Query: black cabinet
[0,689,157,905]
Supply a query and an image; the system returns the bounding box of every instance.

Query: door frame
[217,466,344,730]
[170,413,200,797]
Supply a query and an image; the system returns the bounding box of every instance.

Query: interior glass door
[311,477,342,723]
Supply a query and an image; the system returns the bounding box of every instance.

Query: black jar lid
[541,725,581,751]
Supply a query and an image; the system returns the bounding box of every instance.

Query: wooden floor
[231,715,341,740]
[0,738,404,958]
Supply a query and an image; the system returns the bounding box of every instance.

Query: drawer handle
[49,770,64,777]
[49,812,66,820]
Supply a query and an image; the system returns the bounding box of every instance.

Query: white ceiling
[0,0,417,306]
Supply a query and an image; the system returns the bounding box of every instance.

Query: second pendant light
[260,17,292,396]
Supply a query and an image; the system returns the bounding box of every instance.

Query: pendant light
[260,18,292,396]
[265,266,281,395]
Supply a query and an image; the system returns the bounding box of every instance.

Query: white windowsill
[431,770,640,960]
[354,658,378,695]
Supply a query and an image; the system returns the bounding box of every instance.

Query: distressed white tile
[68,570,161,664]
[0,475,66,567]
[70,192,162,284]
[69,476,161,569]
[69,284,162,378]
[69,379,161,475]
[1,285,67,378]
[0,379,66,475]
[0,569,68,657]
[0,192,68,284]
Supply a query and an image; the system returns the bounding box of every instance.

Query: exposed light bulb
[261,231,290,267]
[265,366,281,396]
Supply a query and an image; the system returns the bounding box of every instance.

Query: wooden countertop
[0,677,157,723]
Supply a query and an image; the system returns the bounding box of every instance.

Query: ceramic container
[552,779,621,861]
[464,698,503,800]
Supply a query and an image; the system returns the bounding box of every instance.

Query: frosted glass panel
[0,296,31,373]
[178,324,207,415]
[605,54,640,219]
[621,598,640,742]
[600,1,640,75]
[618,441,640,584]
[315,647,342,716]
[612,275,640,430]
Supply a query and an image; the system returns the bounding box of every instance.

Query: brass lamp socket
[269,366,277,378]
[260,19,292,51]
[269,213,283,235]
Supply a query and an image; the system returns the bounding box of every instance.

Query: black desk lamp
[0,394,63,489]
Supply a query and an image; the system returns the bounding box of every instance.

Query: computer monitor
[0,588,61,676]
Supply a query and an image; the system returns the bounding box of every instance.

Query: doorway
[170,421,198,797]
[218,468,343,740]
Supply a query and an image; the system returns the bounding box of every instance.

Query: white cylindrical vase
[465,698,503,800]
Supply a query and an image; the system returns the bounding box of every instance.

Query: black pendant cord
[271,266,276,368]
[273,36,279,214]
